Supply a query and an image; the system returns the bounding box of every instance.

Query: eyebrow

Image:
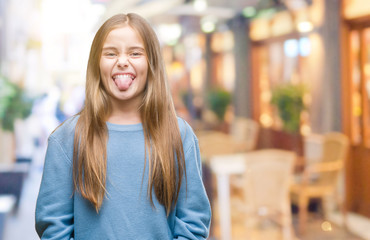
[102,46,145,52]
[102,46,117,51]
[129,46,145,51]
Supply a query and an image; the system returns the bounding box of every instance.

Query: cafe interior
[1,0,370,239]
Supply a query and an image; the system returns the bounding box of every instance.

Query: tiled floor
[2,163,369,240]
[209,197,367,240]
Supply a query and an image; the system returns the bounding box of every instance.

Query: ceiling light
[157,24,182,46]
[201,21,216,33]
[201,16,217,33]
[193,0,207,12]
[297,21,313,33]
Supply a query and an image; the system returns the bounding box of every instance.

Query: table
[210,153,247,240]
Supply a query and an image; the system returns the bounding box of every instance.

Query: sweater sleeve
[35,135,74,240]
[172,134,212,240]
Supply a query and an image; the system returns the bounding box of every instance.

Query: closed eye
[104,52,117,57]
[129,51,144,57]
[102,46,118,58]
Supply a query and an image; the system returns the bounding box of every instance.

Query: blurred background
[1,0,370,239]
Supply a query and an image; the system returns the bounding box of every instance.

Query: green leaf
[0,75,34,132]
[271,82,307,133]
[207,88,231,121]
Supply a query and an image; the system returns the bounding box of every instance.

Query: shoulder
[50,115,79,139]
[44,115,79,165]
[48,115,79,146]
[177,117,198,153]
[177,116,196,140]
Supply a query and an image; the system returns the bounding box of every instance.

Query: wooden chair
[290,132,349,234]
[303,133,324,164]
[228,117,260,191]
[230,117,260,152]
[240,149,296,240]
[197,131,242,161]
[197,117,259,161]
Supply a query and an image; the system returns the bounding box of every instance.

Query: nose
[117,55,129,68]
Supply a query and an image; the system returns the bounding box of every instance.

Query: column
[230,15,253,118]
[316,0,342,132]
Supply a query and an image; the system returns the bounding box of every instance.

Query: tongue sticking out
[114,77,133,91]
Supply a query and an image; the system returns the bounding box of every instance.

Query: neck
[108,99,141,125]
[107,114,141,125]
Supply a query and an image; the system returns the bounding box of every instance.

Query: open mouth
[112,74,135,91]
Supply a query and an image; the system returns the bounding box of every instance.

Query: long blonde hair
[73,13,185,215]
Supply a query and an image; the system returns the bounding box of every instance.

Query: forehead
[104,25,145,46]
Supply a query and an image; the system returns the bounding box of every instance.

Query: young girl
[35,13,211,239]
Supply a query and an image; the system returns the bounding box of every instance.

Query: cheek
[140,62,149,79]
[99,60,107,75]
[100,61,114,82]
[133,58,148,73]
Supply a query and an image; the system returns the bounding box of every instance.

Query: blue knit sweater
[35,116,211,239]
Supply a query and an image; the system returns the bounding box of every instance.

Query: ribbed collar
[106,121,143,132]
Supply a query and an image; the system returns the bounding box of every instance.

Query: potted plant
[205,88,232,132]
[270,82,307,133]
[206,88,232,122]
[0,75,34,163]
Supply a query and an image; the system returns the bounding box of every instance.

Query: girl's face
[100,25,148,108]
